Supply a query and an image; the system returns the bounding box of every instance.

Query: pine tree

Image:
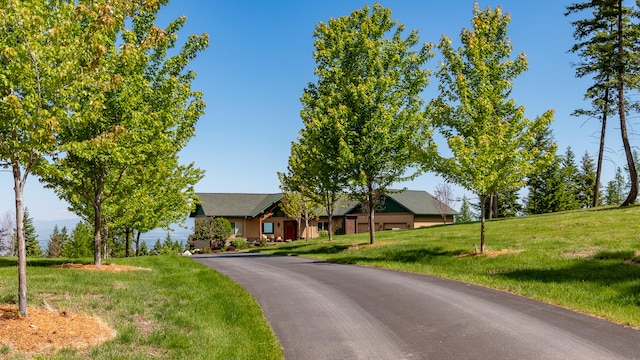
[604,167,628,205]
[456,196,475,223]
[21,208,42,257]
[497,189,522,218]
[578,151,597,207]
[560,147,582,210]
[47,225,69,258]
[526,149,581,214]
[566,0,640,206]
[61,221,94,258]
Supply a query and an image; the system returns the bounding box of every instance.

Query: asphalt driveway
[193,253,639,360]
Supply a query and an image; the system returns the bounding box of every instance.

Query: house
[190,190,458,245]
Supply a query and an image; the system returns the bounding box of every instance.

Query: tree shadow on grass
[327,246,469,265]
[249,240,354,256]
[0,258,92,268]
[493,252,640,306]
[269,244,353,256]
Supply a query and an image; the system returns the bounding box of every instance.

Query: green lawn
[0,255,283,359]
[254,205,640,329]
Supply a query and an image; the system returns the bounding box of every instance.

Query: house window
[318,222,329,231]
[230,222,242,236]
[262,222,274,234]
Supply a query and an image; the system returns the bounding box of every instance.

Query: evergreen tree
[456,196,475,223]
[138,241,149,256]
[526,127,559,214]
[560,147,582,210]
[61,221,94,258]
[152,239,163,255]
[20,208,42,257]
[578,151,597,207]
[47,225,69,258]
[566,0,640,206]
[497,189,523,218]
[604,167,627,205]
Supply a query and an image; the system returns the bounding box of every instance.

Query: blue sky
[1,0,631,224]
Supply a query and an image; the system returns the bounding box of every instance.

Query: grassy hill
[255,205,640,329]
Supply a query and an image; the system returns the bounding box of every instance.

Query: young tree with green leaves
[43,3,207,266]
[278,177,319,240]
[307,4,435,244]
[430,4,554,252]
[281,100,350,243]
[0,0,124,316]
[566,0,640,206]
[108,160,203,257]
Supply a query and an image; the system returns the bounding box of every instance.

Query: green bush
[230,238,247,249]
[192,217,232,249]
[319,230,329,238]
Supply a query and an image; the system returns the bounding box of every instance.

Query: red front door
[284,221,296,240]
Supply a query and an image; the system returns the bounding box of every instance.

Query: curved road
[193,253,639,360]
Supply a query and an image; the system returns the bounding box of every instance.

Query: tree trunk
[617,0,638,206]
[125,228,131,257]
[102,220,109,260]
[305,211,310,241]
[327,212,334,242]
[480,194,486,253]
[593,86,609,208]
[368,189,375,245]
[13,168,27,317]
[93,205,102,267]
[135,230,141,256]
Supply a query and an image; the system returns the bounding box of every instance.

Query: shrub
[319,230,329,238]
[192,217,232,249]
[230,238,247,249]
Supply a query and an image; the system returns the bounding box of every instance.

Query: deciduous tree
[307,4,435,244]
[430,4,554,252]
[434,183,455,224]
[43,3,207,266]
[0,212,12,255]
[278,178,319,240]
[0,0,122,317]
